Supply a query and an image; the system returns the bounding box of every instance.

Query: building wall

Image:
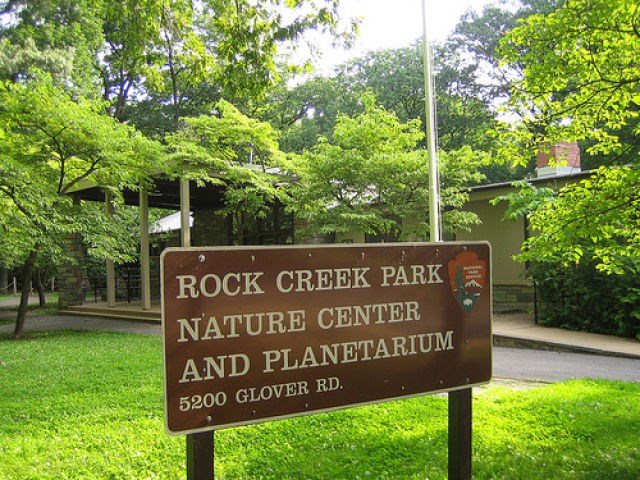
[191,210,228,246]
[457,170,590,312]
[456,198,528,286]
[456,187,534,312]
[337,231,366,244]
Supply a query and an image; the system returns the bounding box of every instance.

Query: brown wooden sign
[161,242,492,435]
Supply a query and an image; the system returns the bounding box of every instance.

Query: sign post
[186,431,214,480]
[161,242,491,475]
[448,388,472,479]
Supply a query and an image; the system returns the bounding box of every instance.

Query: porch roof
[71,178,227,211]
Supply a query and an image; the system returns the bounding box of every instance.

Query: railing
[0,277,56,295]
[88,269,160,304]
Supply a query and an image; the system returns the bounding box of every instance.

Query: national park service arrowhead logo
[448,251,487,313]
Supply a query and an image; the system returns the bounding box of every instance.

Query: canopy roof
[71,178,227,211]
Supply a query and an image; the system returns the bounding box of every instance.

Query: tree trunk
[14,250,37,339]
[0,266,8,294]
[35,269,47,307]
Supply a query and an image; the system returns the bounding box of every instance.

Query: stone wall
[493,284,534,313]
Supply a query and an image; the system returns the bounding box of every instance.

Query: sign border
[160,241,493,436]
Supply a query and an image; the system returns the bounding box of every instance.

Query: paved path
[3,307,640,385]
[0,295,42,309]
[493,346,640,383]
[0,313,161,335]
[493,312,640,359]
[2,300,639,360]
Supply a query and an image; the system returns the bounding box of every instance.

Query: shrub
[528,257,640,339]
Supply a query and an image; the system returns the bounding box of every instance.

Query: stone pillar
[58,194,86,309]
[58,232,85,309]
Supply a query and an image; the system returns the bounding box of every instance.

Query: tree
[260,74,362,153]
[0,0,357,332]
[0,37,74,83]
[345,41,498,152]
[282,94,484,240]
[496,0,640,274]
[447,0,561,102]
[118,0,356,137]
[0,76,163,338]
[263,41,502,180]
[499,0,639,155]
[165,99,289,241]
[1,0,357,127]
[514,168,639,273]
[494,170,640,338]
[0,0,106,96]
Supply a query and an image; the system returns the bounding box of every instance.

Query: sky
[312,0,495,73]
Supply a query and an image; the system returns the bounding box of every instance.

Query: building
[457,141,589,312]
[59,142,590,319]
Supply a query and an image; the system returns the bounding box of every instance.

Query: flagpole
[423,2,472,479]
[421,0,442,243]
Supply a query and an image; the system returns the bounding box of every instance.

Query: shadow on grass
[216,400,450,479]
[0,331,638,479]
[217,381,640,479]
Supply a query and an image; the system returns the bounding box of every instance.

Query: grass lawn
[0,330,638,479]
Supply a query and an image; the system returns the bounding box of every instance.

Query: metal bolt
[198,254,205,263]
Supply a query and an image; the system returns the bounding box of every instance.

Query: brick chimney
[536,141,581,178]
